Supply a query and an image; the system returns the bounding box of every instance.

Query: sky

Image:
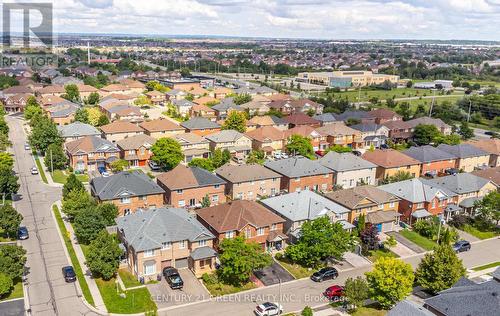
[4,0,500,40]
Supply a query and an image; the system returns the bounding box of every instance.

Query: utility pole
[467,99,472,122]
[87,42,91,65]
[50,148,53,176]
[429,89,436,117]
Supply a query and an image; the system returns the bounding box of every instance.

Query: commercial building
[296,71,399,88]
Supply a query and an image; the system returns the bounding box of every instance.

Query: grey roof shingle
[437,144,489,158]
[211,98,242,112]
[264,156,332,178]
[190,246,217,260]
[403,145,458,163]
[58,122,100,138]
[90,170,165,200]
[204,130,247,143]
[116,207,214,252]
[425,173,492,195]
[350,122,387,133]
[388,300,434,316]
[313,113,337,123]
[334,110,370,121]
[379,178,456,203]
[319,151,376,172]
[215,163,281,183]
[181,117,220,130]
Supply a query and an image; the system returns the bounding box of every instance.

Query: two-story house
[466,139,500,167]
[204,130,253,157]
[437,144,490,172]
[157,165,227,208]
[90,171,165,216]
[365,108,402,125]
[180,117,221,136]
[65,135,120,172]
[57,122,101,143]
[284,125,329,152]
[282,113,321,129]
[100,121,144,143]
[350,123,390,150]
[362,149,421,183]
[145,90,166,106]
[382,120,414,142]
[246,115,288,131]
[139,118,185,139]
[116,207,217,279]
[407,117,452,135]
[316,122,364,149]
[196,200,287,250]
[403,145,458,177]
[245,126,286,156]
[319,151,377,188]
[116,134,156,167]
[211,98,243,120]
[264,156,334,193]
[215,164,282,200]
[173,133,211,163]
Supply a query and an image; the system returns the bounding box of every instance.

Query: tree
[201,194,211,208]
[0,244,27,279]
[0,133,11,151]
[44,143,68,170]
[433,134,461,146]
[74,108,89,124]
[246,150,265,165]
[285,216,355,267]
[62,173,85,199]
[86,230,121,280]
[62,84,80,102]
[365,257,414,309]
[87,107,102,126]
[326,144,352,153]
[97,114,110,126]
[0,152,14,170]
[345,118,361,126]
[221,111,247,133]
[301,306,313,316]
[62,189,96,220]
[396,102,412,121]
[344,276,369,311]
[458,121,474,140]
[360,225,379,251]
[211,148,230,169]
[188,158,215,172]
[0,205,22,238]
[109,159,129,172]
[0,167,20,196]
[24,96,42,120]
[0,273,13,297]
[74,208,107,244]
[95,203,118,225]
[413,124,441,145]
[218,236,272,285]
[28,115,62,154]
[233,94,252,105]
[180,67,191,77]
[381,170,414,184]
[415,243,466,293]
[85,92,100,105]
[474,191,500,225]
[151,138,184,170]
[286,135,314,159]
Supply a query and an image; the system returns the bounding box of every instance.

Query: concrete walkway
[379,232,416,257]
[55,201,108,313]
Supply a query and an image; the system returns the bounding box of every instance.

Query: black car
[18,226,29,240]
[163,267,183,289]
[453,240,471,253]
[352,150,362,156]
[62,266,76,283]
[311,267,338,282]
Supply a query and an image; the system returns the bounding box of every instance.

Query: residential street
[7,115,100,316]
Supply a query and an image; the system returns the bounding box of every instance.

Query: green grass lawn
[368,248,399,262]
[275,256,312,279]
[33,154,48,184]
[472,261,500,271]
[202,278,256,296]
[321,87,463,103]
[51,169,89,184]
[461,224,499,240]
[400,229,437,251]
[351,306,387,316]
[52,205,95,306]
[0,277,24,301]
[95,278,157,314]
[118,269,141,288]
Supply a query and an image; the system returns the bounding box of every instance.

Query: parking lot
[148,269,209,309]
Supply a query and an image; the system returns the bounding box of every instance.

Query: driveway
[341,252,370,269]
[386,231,426,254]
[148,269,209,309]
[254,262,294,286]
[0,298,25,316]
[379,232,416,257]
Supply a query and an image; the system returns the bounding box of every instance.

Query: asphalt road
[162,238,500,316]
[7,115,99,316]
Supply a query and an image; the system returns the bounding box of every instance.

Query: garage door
[161,260,172,270]
[175,258,188,269]
[381,222,393,232]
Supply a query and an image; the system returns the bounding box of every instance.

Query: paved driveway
[254,262,294,286]
[0,298,25,316]
[148,269,209,309]
[386,231,426,253]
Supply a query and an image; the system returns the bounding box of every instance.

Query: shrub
[448,214,472,228]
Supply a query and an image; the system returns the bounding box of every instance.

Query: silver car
[30,166,39,175]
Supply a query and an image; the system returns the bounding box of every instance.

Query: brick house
[116,207,217,279]
[145,90,166,106]
[90,170,165,216]
[180,117,221,136]
[319,151,377,188]
[264,156,333,193]
[116,134,156,167]
[172,133,210,163]
[282,113,321,128]
[215,164,282,200]
[466,139,500,167]
[382,120,414,141]
[284,125,329,152]
[139,118,185,139]
[57,122,101,143]
[365,108,402,125]
[195,200,287,250]
[403,145,458,177]
[362,149,421,183]
[156,165,227,208]
[316,122,364,149]
[437,144,490,172]
[245,126,286,156]
[100,121,144,143]
[65,135,120,172]
[407,117,452,135]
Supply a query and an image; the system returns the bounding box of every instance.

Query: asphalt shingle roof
[319,151,376,172]
[264,156,332,178]
[181,117,220,130]
[378,178,455,203]
[437,144,489,158]
[425,173,492,194]
[388,300,434,316]
[204,130,247,143]
[90,170,165,200]
[157,165,226,190]
[403,145,458,163]
[215,163,281,183]
[58,122,100,138]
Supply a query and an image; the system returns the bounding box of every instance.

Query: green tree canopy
[211,148,231,169]
[85,92,100,105]
[286,134,314,159]
[246,150,265,165]
[458,121,474,140]
[344,276,369,311]
[365,257,414,309]
[151,138,184,170]
[62,189,96,220]
[95,203,119,225]
[0,205,22,238]
[326,144,352,153]
[380,170,414,184]
[74,208,107,245]
[62,173,85,199]
[188,158,215,172]
[0,167,20,196]
[0,244,27,279]
[474,191,500,225]
[233,94,252,105]
[62,84,80,102]
[0,272,13,297]
[0,152,14,170]
[44,143,68,170]
[97,114,110,126]
[74,108,89,124]
[28,115,62,154]
[24,96,43,121]
[109,159,129,172]
[415,243,466,293]
[86,230,122,280]
[221,111,247,133]
[413,124,441,145]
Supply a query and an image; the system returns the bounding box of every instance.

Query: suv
[62,266,76,283]
[311,267,338,282]
[324,285,344,301]
[453,240,471,253]
[148,160,161,171]
[254,302,283,316]
[163,267,183,289]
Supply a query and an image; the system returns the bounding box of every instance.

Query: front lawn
[0,277,23,301]
[351,307,387,316]
[472,262,500,271]
[33,153,48,184]
[118,269,141,288]
[461,224,499,240]
[400,229,437,251]
[95,278,157,314]
[51,169,89,184]
[275,256,312,279]
[368,248,399,262]
[201,273,256,296]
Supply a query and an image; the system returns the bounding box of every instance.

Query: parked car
[453,240,471,253]
[148,160,161,171]
[280,152,289,159]
[324,285,344,301]
[62,266,76,282]
[445,168,459,175]
[273,152,281,160]
[352,150,362,156]
[254,302,283,316]
[18,226,29,240]
[310,267,338,282]
[380,144,389,149]
[232,156,244,164]
[30,166,38,175]
[24,144,30,150]
[163,267,183,289]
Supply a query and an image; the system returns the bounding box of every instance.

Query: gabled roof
[57,122,100,138]
[350,122,388,133]
[211,98,242,112]
[100,121,144,134]
[173,132,209,145]
[333,110,370,121]
[116,207,214,252]
[157,165,226,190]
[381,120,413,130]
[378,178,455,203]
[362,149,421,168]
[181,117,220,130]
[261,190,350,222]
[324,185,398,209]
[116,134,156,150]
[245,126,285,142]
[437,144,489,158]
[319,151,376,172]
[171,99,194,108]
[388,300,434,316]
[367,108,402,120]
[283,125,321,139]
[204,129,249,143]
[90,170,165,200]
[139,118,184,132]
[471,166,500,187]
[282,113,320,126]
[313,113,337,123]
[403,145,457,163]
[425,173,493,194]
[65,136,119,155]
[215,163,281,183]
[46,101,80,118]
[196,200,284,233]
[407,117,451,129]
[315,122,361,137]
[466,139,500,155]
[264,156,332,178]
[247,115,287,127]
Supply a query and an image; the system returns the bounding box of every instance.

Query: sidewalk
[36,153,62,187]
[55,201,107,313]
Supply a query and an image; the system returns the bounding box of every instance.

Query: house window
[124,208,131,216]
[128,150,135,155]
[179,240,186,249]
[198,240,207,247]
[245,228,252,238]
[389,201,395,208]
[143,249,154,258]
[176,189,183,194]
[417,203,423,208]
[432,200,436,208]
[139,195,146,201]
[214,184,220,189]
[272,178,278,182]
[178,200,185,207]
[271,188,276,195]
[161,242,171,250]
[294,177,300,182]
[212,195,219,203]
[271,224,277,231]
[189,198,196,206]
[120,197,131,204]
[237,192,243,199]
[225,231,234,239]
[251,181,255,185]
[257,228,264,236]
[88,152,94,157]
[378,204,383,210]
[144,261,156,275]
[248,191,253,198]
